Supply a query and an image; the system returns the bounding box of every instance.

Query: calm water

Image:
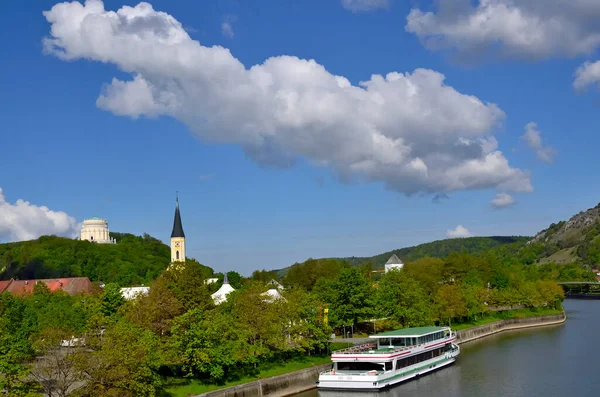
[299,300,600,397]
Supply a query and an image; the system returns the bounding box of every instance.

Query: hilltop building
[171,195,186,263]
[384,254,404,273]
[80,217,116,244]
[211,274,235,304]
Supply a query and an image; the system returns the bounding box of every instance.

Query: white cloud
[491,192,515,209]
[520,122,557,163]
[43,0,532,197]
[406,0,600,60]
[446,225,473,238]
[0,188,79,242]
[574,60,600,91]
[221,22,234,38]
[341,0,390,12]
[221,15,236,39]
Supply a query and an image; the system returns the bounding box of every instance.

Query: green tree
[375,270,432,327]
[72,320,161,397]
[123,276,184,336]
[437,285,467,326]
[314,267,373,328]
[100,283,124,317]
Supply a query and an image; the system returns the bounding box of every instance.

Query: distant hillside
[275,236,529,277]
[530,203,600,265]
[338,236,531,268]
[0,233,213,286]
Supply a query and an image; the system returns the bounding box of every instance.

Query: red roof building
[0,277,94,296]
[0,280,12,294]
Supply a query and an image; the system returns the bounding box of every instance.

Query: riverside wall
[194,312,566,397]
[194,363,332,397]
[455,312,566,344]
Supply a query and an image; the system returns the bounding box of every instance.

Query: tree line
[1,241,590,396]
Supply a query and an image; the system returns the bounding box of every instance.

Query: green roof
[369,326,448,338]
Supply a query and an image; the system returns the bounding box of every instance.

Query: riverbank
[455,310,566,344]
[184,310,566,397]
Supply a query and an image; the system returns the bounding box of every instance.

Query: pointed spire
[223,273,229,284]
[171,194,185,238]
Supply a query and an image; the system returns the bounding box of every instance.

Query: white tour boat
[317,326,460,390]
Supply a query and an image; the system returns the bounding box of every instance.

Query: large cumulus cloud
[0,188,79,242]
[43,0,532,196]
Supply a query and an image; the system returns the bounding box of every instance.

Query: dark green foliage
[314,267,372,327]
[100,283,125,317]
[339,236,530,269]
[282,258,349,290]
[0,233,212,286]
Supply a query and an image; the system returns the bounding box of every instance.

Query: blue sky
[1,0,600,275]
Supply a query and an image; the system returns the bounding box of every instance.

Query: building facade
[80,217,116,244]
[171,196,186,263]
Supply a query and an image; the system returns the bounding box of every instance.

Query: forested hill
[0,233,213,286]
[275,236,530,277]
[339,236,531,268]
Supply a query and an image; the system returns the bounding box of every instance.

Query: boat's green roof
[369,326,448,338]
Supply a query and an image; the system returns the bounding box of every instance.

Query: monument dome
[80,217,116,244]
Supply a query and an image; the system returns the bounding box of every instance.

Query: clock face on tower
[175,242,180,248]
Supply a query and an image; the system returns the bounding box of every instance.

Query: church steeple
[170,194,186,263]
[171,193,185,238]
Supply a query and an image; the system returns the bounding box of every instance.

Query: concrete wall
[455,312,566,345]
[194,363,332,397]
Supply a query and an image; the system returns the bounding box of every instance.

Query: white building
[384,254,404,273]
[80,218,116,244]
[211,274,235,305]
[261,287,286,303]
[121,286,150,300]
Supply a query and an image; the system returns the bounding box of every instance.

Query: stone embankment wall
[194,363,332,397]
[455,312,566,344]
[195,312,566,397]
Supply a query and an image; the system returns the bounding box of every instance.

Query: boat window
[395,347,448,370]
[337,362,384,372]
[385,362,392,371]
[392,338,407,348]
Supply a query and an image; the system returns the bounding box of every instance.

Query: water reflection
[298,300,600,397]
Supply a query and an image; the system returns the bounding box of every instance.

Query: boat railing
[332,342,377,354]
[320,369,383,376]
[332,334,456,355]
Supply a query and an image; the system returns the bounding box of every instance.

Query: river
[298,300,600,397]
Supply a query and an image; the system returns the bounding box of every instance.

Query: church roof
[211,279,235,305]
[171,198,185,238]
[385,254,403,265]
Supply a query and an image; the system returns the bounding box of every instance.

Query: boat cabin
[369,326,452,350]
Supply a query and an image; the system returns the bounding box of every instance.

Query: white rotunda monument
[80,217,116,244]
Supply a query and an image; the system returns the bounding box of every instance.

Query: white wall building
[384,254,404,273]
[121,286,150,300]
[80,218,116,244]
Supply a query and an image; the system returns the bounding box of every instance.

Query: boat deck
[333,343,413,356]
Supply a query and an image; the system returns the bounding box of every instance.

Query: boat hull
[318,350,458,390]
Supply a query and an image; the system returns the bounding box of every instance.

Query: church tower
[170,195,186,263]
